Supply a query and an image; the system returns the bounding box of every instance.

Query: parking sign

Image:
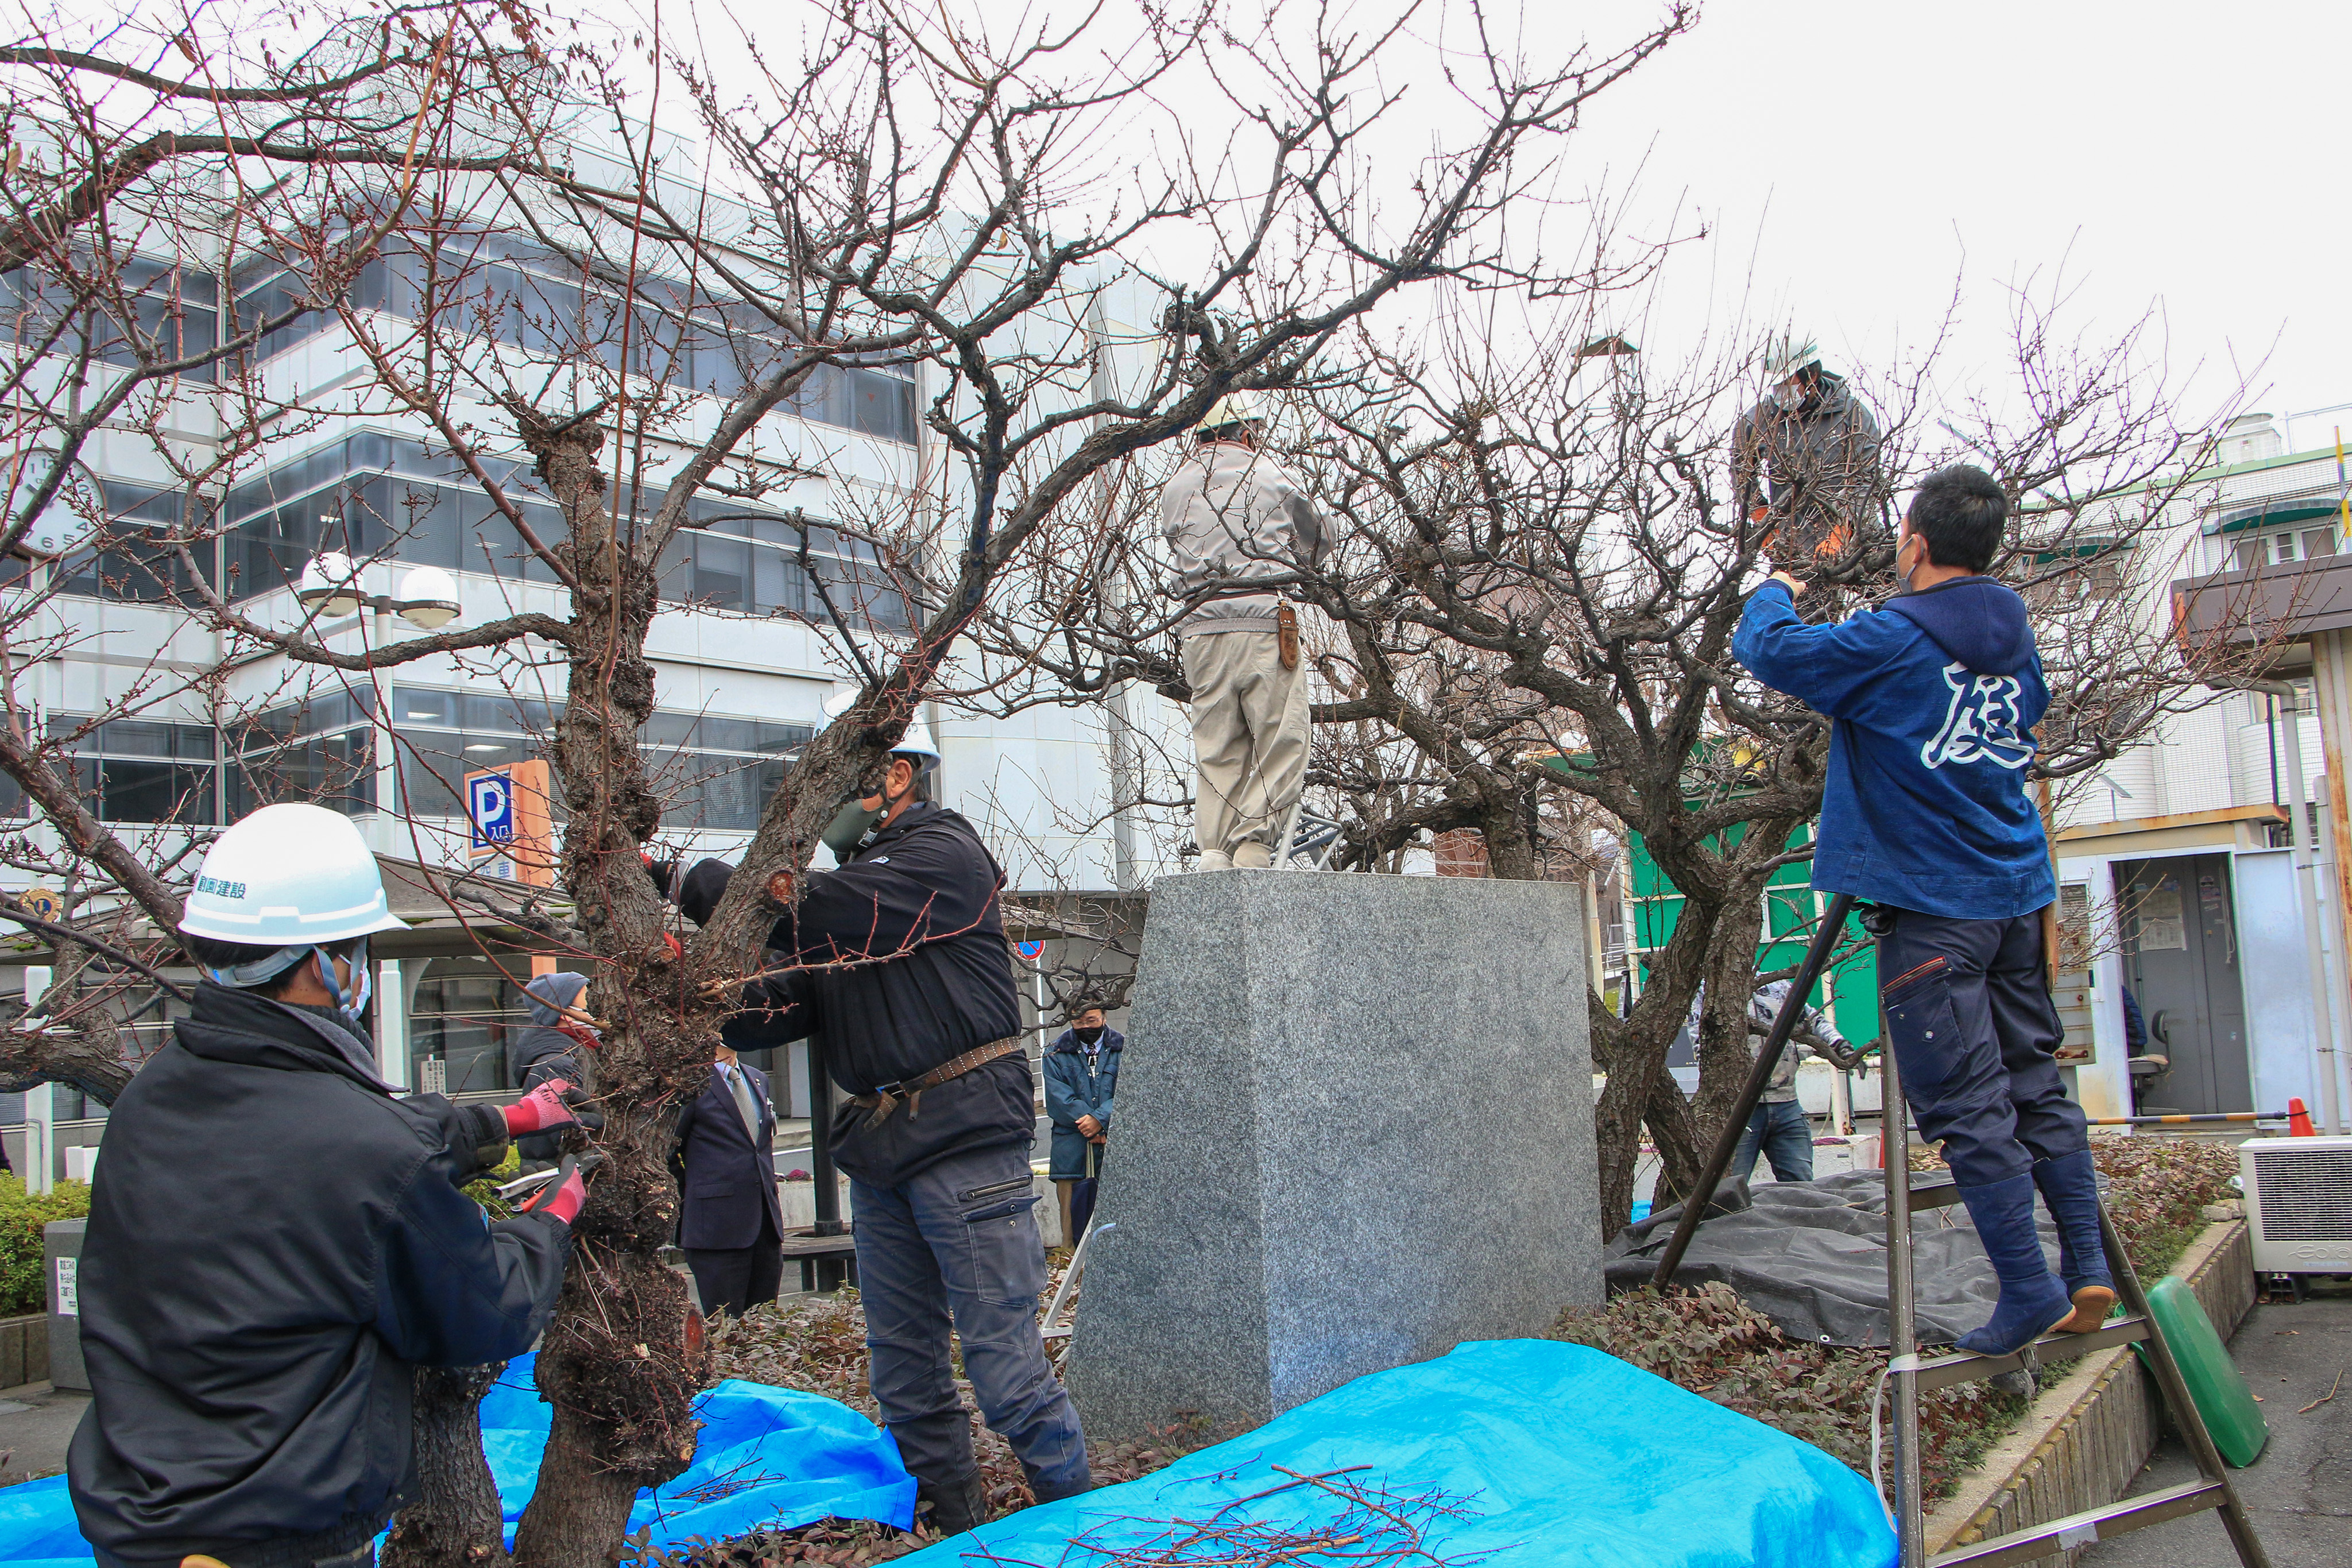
[466,769,517,853]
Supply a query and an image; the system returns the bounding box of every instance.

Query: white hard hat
[823,688,939,769]
[1195,390,1265,435]
[1762,332,1824,382]
[178,803,409,947]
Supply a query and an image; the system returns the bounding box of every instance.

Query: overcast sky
[1491,0,2352,447]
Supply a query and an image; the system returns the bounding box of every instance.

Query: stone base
[1063,870,1600,1439]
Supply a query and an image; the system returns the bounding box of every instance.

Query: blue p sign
[468,771,517,849]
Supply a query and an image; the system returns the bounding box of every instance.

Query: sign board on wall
[463,758,555,886]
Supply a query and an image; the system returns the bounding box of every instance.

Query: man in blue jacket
[1042,1004,1121,1242]
[1734,464,2112,1357]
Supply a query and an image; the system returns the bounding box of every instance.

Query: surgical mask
[1770,378,1804,413]
[317,938,372,1023]
[1075,1025,1104,1046]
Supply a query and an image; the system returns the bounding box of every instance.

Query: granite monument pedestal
[1063,870,1601,1438]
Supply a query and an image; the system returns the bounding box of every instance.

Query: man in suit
[671,1042,784,1317]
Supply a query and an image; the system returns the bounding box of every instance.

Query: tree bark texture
[384,1365,511,1568]
[507,412,710,1567]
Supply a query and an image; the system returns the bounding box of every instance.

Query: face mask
[1075,1026,1104,1045]
[316,938,372,1023]
[1770,379,1803,413]
[821,797,887,858]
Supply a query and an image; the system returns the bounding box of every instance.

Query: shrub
[0,1174,91,1317]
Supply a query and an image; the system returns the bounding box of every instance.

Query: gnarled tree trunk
[384,1366,510,1568]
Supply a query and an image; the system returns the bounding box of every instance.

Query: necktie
[722,1064,763,1141]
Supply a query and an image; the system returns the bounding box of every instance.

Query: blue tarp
[903,1340,1895,1568]
[0,1354,913,1566]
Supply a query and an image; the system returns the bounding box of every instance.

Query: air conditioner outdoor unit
[2241,1136,2352,1277]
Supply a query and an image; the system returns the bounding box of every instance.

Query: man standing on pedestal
[1162,392,1329,869]
[670,1042,784,1318]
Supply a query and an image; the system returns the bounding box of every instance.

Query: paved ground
[0,1381,87,1487]
[2082,1277,2352,1566]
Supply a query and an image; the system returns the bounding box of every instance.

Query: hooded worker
[510,971,601,1163]
[1161,391,1330,869]
[69,803,595,1568]
[1731,332,1885,575]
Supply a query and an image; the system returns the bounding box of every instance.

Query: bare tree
[0,0,1697,1559]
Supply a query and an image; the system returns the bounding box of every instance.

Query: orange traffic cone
[2288,1096,2319,1137]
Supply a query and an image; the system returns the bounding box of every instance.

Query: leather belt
[849,1037,1023,1127]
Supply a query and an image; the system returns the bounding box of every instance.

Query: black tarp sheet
[1604,1169,2072,1348]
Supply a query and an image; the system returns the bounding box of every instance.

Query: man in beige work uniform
[1163,393,1329,869]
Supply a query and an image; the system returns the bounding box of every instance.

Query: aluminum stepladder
[1876,941,2271,1567]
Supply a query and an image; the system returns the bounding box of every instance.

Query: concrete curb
[1924,1219,2256,1563]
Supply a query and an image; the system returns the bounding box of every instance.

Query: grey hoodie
[1160,440,1329,633]
[1730,370,1883,536]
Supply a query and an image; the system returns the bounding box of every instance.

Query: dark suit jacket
[671,1062,783,1250]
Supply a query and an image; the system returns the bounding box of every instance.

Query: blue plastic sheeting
[0,1354,913,1566]
[478,1355,915,1547]
[904,1341,1895,1568]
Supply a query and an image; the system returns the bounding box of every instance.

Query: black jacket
[671,801,1029,1187]
[68,985,571,1568]
[669,1062,783,1249]
[509,973,596,1162]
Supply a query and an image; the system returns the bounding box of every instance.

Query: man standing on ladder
[1162,391,1329,869]
[1732,332,1883,588]
[1733,464,2113,1357]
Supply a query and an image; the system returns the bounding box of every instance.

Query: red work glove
[504,1079,602,1136]
[520,1153,595,1225]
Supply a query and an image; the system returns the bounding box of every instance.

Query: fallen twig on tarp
[959,1466,1496,1568]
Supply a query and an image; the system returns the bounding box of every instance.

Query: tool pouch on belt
[1276,603,1299,671]
[852,1036,1024,1128]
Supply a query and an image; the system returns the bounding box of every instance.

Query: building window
[41,715,220,825]
[391,687,560,822]
[230,238,918,443]
[640,713,813,833]
[0,257,218,382]
[230,690,375,817]
[408,955,530,1096]
[54,483,218,605]
[2232,528,2337,572]
[220,431,913,629]
[390,686,810,833]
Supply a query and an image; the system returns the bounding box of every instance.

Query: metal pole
[2260,676,2345,1135]
[806,1037,849,1291]
[2096,1201,2272,1567]
[1650,892,1855,1289]
[1882,984,1924,1566]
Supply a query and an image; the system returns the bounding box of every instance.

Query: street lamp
[295,551,462,630]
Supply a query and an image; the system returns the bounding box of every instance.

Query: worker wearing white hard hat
[1161,386,1330,868]
[1733,329,1883,581]
[69,802,594,1568]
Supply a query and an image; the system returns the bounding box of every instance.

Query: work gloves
[519,1152,599,1226]
[505,1077,604,1137]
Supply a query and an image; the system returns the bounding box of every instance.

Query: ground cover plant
[1555,1135,2245,1500]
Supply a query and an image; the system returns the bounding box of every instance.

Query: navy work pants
[1877,906,2089,1188]
[1731,1098,1815,1183]
[852,1143,1091,1496]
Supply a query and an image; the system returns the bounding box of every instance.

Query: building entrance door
[2115,853,2253,1115]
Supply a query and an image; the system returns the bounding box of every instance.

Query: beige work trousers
[1182,626,1309,869]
